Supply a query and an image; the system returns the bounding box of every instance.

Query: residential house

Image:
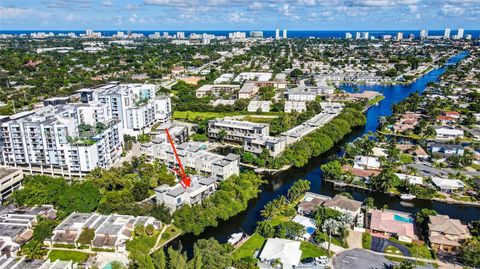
[434,128,464,140]
[258,238,302,268]
[369,209,418,243]
[429,143,464,157]
[395,144,429,160]
[297,192,331,216]
[292,215,317,240]
[323,195,363,221]
[431,177,465,193]
[428,215,471,252]
[353,156,381,170]
[394,173,423,185]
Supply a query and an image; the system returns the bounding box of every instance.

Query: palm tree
[322,218,342,255]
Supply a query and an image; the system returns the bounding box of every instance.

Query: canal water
[172,51,479,255]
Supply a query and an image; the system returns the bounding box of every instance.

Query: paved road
[333,249,437,269]
[408,163,480,177]
[333,249,395,269]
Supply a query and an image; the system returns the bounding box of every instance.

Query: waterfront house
[368,209,418,243]
[436,115,457,125]
[431,177,465,193]
[428,215,471,253]
[292,215,317,240]
[323,195,363,221]
[394,173,423,185]
[297,192,331,216]
[258,238,302,268]
[353,156,381,170]
[342,164,381,181]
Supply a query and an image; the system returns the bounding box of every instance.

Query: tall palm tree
[322,218,342,255]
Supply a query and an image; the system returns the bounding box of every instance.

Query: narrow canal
[172,51,479,255]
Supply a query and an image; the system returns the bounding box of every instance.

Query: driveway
[346,230,363,249]
[370,236,411,257]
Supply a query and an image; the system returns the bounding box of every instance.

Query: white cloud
[0,7,32,18]
[441,4,465,16]
[299,0,316,6]
[102,1,112,7]
[249,2,263,10]
[229,11,253,23]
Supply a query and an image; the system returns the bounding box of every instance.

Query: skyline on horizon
[1,0,479,31]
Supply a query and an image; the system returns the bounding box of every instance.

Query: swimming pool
[394,214,413,223]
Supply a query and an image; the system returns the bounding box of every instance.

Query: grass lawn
[388,238,435,259]
[158,225,182,247]
[242,115,277,123]
[48,250,90,263]
[173,111,282,122]
[433,192,447,199]
[384,245,402,255]
[367,95,385,106]
[232,233,266,260]
[315,232,348,248]
[300,242,329,259]
[450,194,476,202]
[270,215,291,226]
[400,154,414,164]
[173,111,237,121]
[362,233,372,249]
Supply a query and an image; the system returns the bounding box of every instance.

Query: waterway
[171,51,478,255]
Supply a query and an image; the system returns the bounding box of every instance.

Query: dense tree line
[173,172,263,235]
[269,107,366,168]
[12,157,174,223]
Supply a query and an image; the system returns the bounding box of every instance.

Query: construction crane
[165,128,191,189]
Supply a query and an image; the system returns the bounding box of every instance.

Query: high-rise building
[275,28,280,40]
[345,32,352,39]
[444,28,451,39]
[457,28,464,39]
[397,32,403,40]
[176,32,185,39]
[86,29,93,36]
[283,29,287,39]
[409,34,415,39]
[465,34,472,40]
[420,29,428,39]
[363,32,369,39]
[355,32,361,40]
[250,31,263,38]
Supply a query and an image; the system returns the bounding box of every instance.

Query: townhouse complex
[0,83,171,178]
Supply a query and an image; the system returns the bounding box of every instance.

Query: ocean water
[1,30,480,39]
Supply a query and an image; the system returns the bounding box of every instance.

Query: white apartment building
[195,84,240,98]
[244,136,286,157]
[154,176,218,212]
[142,142,240,180]
[286,86,334,101]
[208,119,269,143]
[78,83,171,136]
[247,101,271,112]
[284,101,307,113]
[0,104,123,178]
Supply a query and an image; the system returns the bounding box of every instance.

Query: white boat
[228,232,244,245]
[400,194,416,200]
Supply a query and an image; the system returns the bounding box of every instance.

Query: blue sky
[1,0,479,30]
